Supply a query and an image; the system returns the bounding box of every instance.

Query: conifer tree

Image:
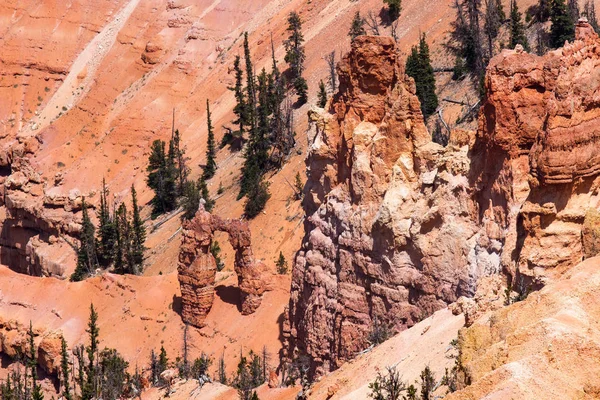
[204,100,217,180]
[218,353,227,384]
[406,34,438,118]
[349,11,366,41]
[568,0,580,22]
[384,0,402,21]
[450,0,486,79]
[82,304,99,400]
[536,0,552,21]
[317,80,328,108]
[170,129,189,196]
[244,178,271,218]
[230,55,247,138]
[97,178,116,267]
[147,139,177,217]
[158,346,169,377]
[71,198,98,282]
[244,33,257,133]
[28,322,44,400]
[284,12,308,104]
[276,251,288,274]
[484,0,505,57]
[550,0,575,47]
[114,203,132,275]
[181,179,200,220]
[60,337,73,400]
[130,185,145,274]
[510,0,530,50]
[197,176,215,212]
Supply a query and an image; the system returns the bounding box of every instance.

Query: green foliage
[99,348,129,400]
[71,198,98,282]
[349,11,366,41]
[550,0,575,48]
[294,172,303,200]
[198,176,215,212]
[97,178,116,267]
[405,34,438,118]
[60,336,73,400]
[234,352,265,400]
[82,304,99,400]
[129,185,146,273]
[276,251,288,274]
[217,353,227,385]
[28,322,44,400]
[211,240,225,271]
[230,55,248,138]
[317,80,327,108]
[535,0,552,21]
[384,0,402,21]
[369,366,405,400]
[452,56,466,81]
[420,366,435,400]
[181,179,201,220]
[159,346,169,376]
[369,317,391,345]
[584,0,600,32]
[284,12,307,103]
[484,0,505,56]
[450,0,485,80]
[191,353,213,380]
[294,76,308,105]
[147,139,177,217]
[244,178,271,218]
[204,100,218,179]
[509,0,529,50]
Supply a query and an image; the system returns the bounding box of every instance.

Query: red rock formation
[474,20,600,280]
[177,206,273,328]
[287,36,484,377]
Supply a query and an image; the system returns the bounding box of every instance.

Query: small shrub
[369,366,405,400]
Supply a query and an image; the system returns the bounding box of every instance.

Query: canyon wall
[288,22,600,377]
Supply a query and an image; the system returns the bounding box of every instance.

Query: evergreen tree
[294,172,303,200]
[147,139,177,217]
[317,80,328,108]
[60,337,73,400]
[217,353,227,385]
[170,129,189,196]
[550,0,576,47]
[450,0,486,79]
[584,0,599,32]
[130,186,146,274]
[484,0,505,57]
[234,356,253,400]
[276,251,288,274]
[244,32,257,133]
[158,346,169,377]
[420,366,435,400]
[509,0,530,50]
[150,350,159,385]
[284,12,308,104]
[406,34,438,118]
[230,55,247,137]
[536,0,552,21]
[210,241,225,271]
[99,348,129,399]
[204,100,218,179]
[97,178,116,267]
[568,0,580,22]
[198,176,215,212]
[349,11,366,41]
[181,179,201,220]
[71,198,98,282]
[28,322,44,400]
[384,0,402,21]
[114,203,132,275]
[244,177,271,218]
[82,304,99,400]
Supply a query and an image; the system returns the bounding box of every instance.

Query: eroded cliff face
[474,20,600,281]
[287,36,489,376]
[288,22,600,378]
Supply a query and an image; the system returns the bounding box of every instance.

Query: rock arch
[177,206,273,328]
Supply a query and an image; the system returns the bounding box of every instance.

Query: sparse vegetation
[276,251,288,274]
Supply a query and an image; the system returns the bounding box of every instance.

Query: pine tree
[406,34,438,118]
[203,100,218,179]
[510,0,530,50]
[568,0,580,22]
[150,349,159,385]
[384,0,402,21]
[82,304,99,400]
[158,346,169,376]
[114,203,132,274]
[294,172,303,200]
[537,0,552,21]
[218,352,227,384]
[181,179,200,220]
[71,198,98,282]
[276,251,288,274]
[130,185,146,274]
[198,176,215,212]
[244,177,270,218]
[317,80,328,108]
[349,11,366,41]
[97,178,116,267]
[550,0,575,47]
[170,129,189,196]
[147,139,177,217]
[230,55,247,137]
[584,0,599,32]
[244,32,257,133]
[284,12,308,104]
[28,322,44,400]
[420,366,435,400]
[450,0,486,79]
[484,0,504,57]
[60,336,73,400]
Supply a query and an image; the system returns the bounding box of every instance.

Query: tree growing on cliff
[217,353,227,384]
[349,11,366,41]
[27,322,44,400]
[130,185,146,273]
[285,12,308,104]
[536,0,552,21]
[211,240,224,271]
[405,34,438,118]
[203,100,218,180]
[420,366,436,400]
[244,178,270,218]
[99,348,129,400]
[82,304,99,400]
[276,251,288,274]
[509,0,530,50]
[568,0,580,22]
[60,337,73,400]
[550,0,575,47]
[384,0,402,21]
[449,0,486,81]
[483,0,505,57]
[71,198,98,282]
[169,129,189,197]
[147,139,177,217]
[230,55,248,141]
[368,366,405,400]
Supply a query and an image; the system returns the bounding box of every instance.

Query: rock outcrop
[287,36,487,377]
[474,20,600,281]
[177,206,273,328]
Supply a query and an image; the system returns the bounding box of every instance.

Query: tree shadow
[215,285,242,312]
[171,294,183,315]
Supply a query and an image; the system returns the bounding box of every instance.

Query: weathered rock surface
[447,256,600,399]
[287,36,488,377]
[178,206,273,327]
